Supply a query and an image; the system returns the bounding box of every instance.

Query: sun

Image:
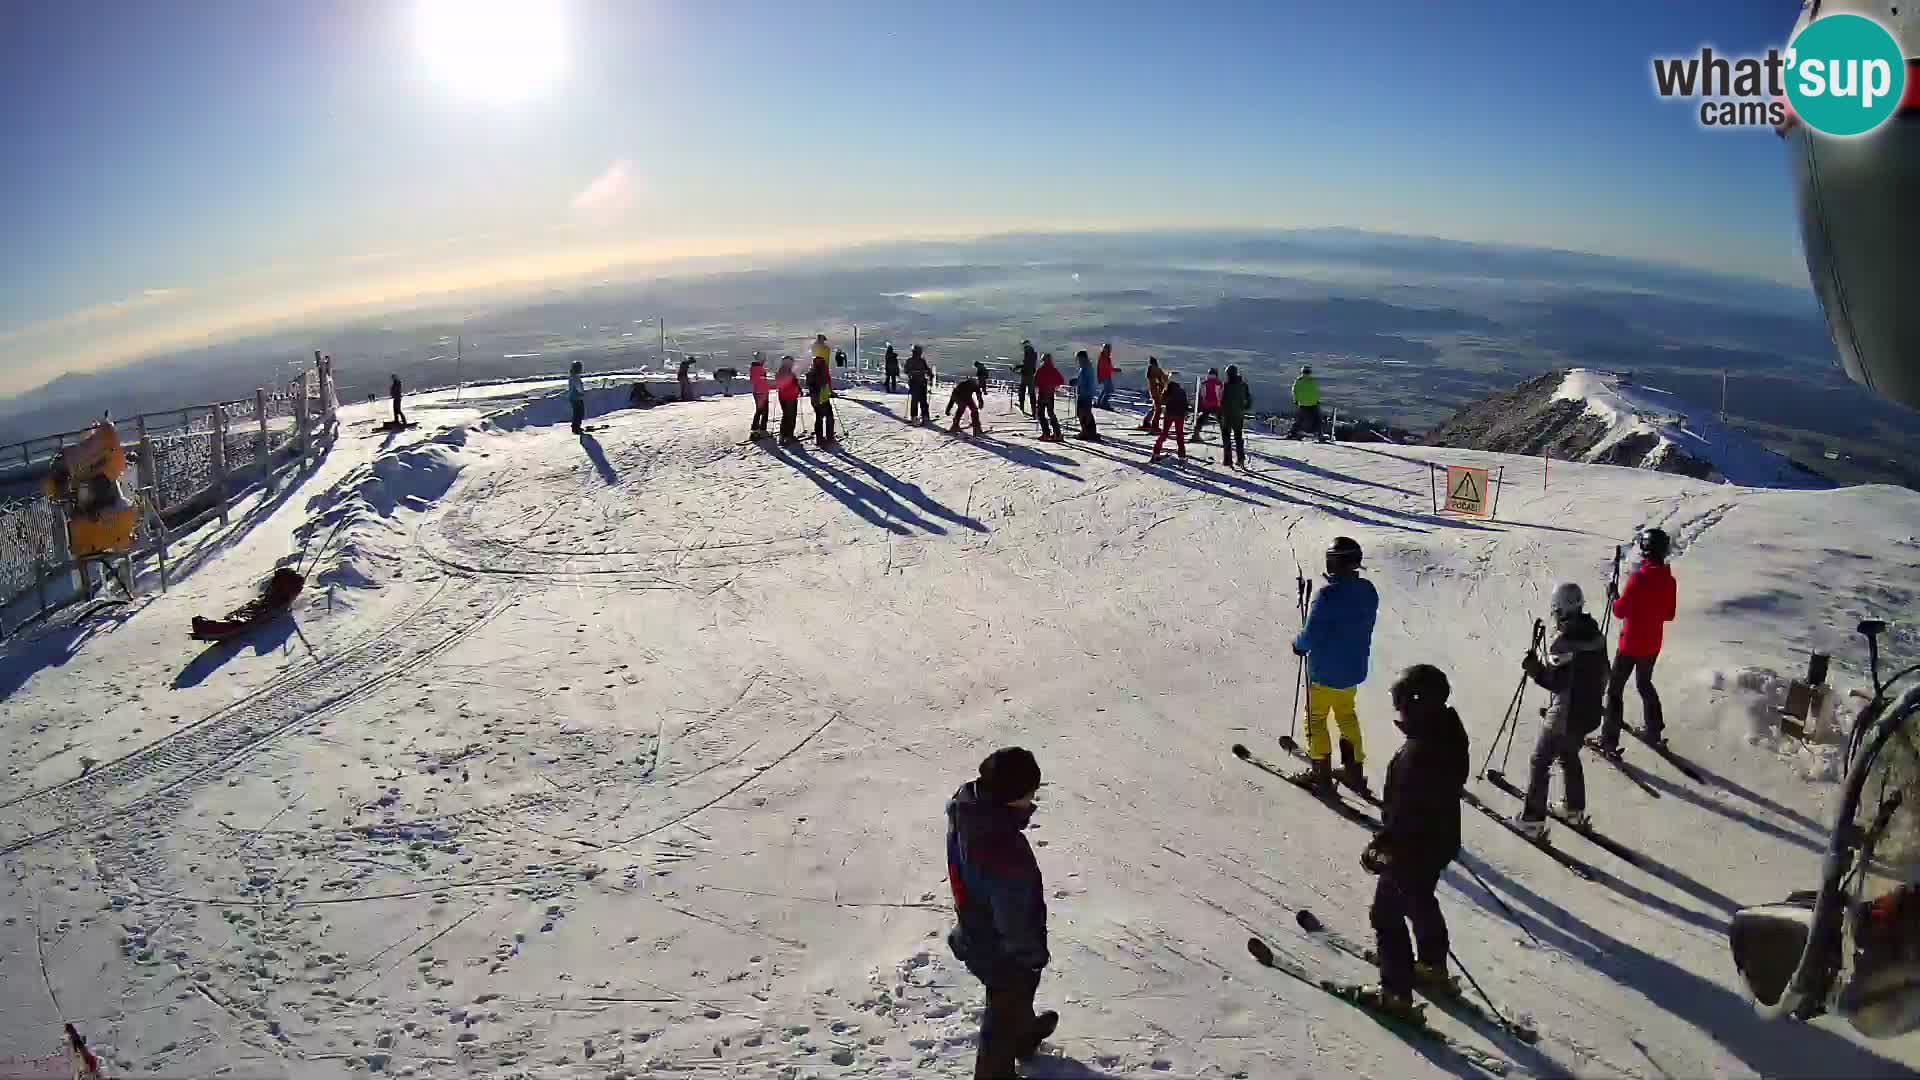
[414,0,567,105]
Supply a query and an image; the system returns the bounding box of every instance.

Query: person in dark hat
[1360,664,1469,1022]
[947,747,1058,1079]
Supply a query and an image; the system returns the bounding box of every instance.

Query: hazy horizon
[2,1,1814,397]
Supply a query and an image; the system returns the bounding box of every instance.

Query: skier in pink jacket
[748,353,772,439]
[1193,369,1224,442]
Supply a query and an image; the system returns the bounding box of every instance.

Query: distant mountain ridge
[1423,368,1834,489]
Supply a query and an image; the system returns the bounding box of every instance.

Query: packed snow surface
[3,376,1919,1078]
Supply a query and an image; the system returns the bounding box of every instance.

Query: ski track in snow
[1,379,1917,1078]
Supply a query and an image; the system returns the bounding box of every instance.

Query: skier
[1150,371,1189,463]
[835,347,848,370]
[947,747,1058,1080]
[678,356,696,402]
[1595,527,1677,754]
[1513,583,1608,839]
[947,375,986,436]
[1290,537,1379,795]
[1018,341,1038,413]
[748,353,771,439]
[1289,365,1322,441]
[1193,368,1223,442]
[1033,353,1066,442]
[1220,365,1251,468]
[1142,357,1169,431]
[1096,343,1118,409]
[811,333,832,371]
[1073,351,1101,441]
[884,343,901,393]
[806,354,837,448]
[1361,664,1469,1020]
[389,374,407,426]
[775,356,803,446]
[906,345,934,425]
[567,360,586,435]
[974,358,992,399]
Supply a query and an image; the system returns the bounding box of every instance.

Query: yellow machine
[42,422,138,559]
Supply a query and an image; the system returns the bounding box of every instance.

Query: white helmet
[1550,582,1585,620]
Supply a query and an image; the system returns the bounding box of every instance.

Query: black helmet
[1301,365,1313,375]
[1326,536,1363,575]
[1638,527,1671,561]
[1390,664,1451,713]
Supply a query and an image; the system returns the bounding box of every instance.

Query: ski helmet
[1638,527,1671,561]
[978,746,1042,804]
[1390,664,1451,712]
[1301,365,1313,376]
[1325,536,1363,576]
[1550,582,1585,620]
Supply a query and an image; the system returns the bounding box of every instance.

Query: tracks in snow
[0,581,517,857]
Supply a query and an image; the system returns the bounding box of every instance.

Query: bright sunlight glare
[414,0,566,105]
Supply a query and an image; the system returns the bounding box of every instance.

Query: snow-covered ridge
[1425,368,1833,489]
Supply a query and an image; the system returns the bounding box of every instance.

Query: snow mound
[303,442,465,593]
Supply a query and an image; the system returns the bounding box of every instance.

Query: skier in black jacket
[884,344,901,393]
[1018,341,1038,413]
[1362,664,1468,1020]
[1515,583,1608,837]
[947,748,1058,1079]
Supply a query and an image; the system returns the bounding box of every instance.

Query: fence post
[256,388,273,495]
[134,415,157,502]
[211,404,231,528]
[1491,465,1506,521]
[297,372,312,464]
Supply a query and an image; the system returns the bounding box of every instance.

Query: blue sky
[0,0,1814,395]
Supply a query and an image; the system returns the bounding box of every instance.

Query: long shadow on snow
[1019,1053,1125,1079]
[172,614,302,689]
[1671,752,1829,839]
[579,432,619,486]
[846,397,1082,481]
[1065,440,1267,510]
[1452,854,1916,1078]
[0,600,142,702]
[1632,760,1825,857]
[833,450,989,533]
[763,441,941,536]
[160,445,332,587]
[1245,446,1421,497]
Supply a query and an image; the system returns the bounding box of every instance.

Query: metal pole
[1429,464,1439,514]
[211,405,231,528]
[256,388,272,494]
[1490,465,1505,521]
[659,318,665,366]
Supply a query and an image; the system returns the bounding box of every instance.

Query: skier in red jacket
[1595,527,1677,754]
[1032,354,1066,441]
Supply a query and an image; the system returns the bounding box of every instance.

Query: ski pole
[1495,620,1546,776]
[1599,545,1622,640]
[1282,575,1309,752]
[1447,944,1531,1044]
[1456,859,1543,948]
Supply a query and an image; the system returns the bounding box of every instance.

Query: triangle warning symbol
[1451,471,1482,503]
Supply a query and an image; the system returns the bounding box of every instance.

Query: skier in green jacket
[1289,365,1324,442]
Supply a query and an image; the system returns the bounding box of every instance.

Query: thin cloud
[570,159,637,215]
[0,287,191,346]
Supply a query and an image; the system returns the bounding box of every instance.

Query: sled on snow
[190,567,305,642]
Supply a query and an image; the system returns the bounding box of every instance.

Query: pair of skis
[1231,743,1380,831]
[1246,910,1526,1078]
[1592,725,1707,785]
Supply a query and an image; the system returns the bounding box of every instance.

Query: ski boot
[1512,814,1549,841]
[1354,985,1426,1024]
[1591,739,1625,762]
[1016,1010,1060,1061]
[1412,961,1463,999]
[1549,801,1591,830]
[1290,756,1336,798]
[1338,741,1371,798]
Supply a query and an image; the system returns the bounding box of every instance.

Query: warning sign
[1444,465,1490,517]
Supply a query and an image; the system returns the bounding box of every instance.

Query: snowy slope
[1550,369,1831,489]
[1,375,1918,1079]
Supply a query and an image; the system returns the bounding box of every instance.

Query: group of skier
[946,528,1677,1074]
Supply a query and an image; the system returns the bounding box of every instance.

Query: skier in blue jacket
[1291,536,1380,796]
[947,747,1059,1078]
[1072,351,1101,441]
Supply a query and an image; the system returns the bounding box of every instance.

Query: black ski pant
[1075,399,1098,438]
[1371,862,1447,999]
[570,399,586,434]
[910,384,931,424]
[885,372,898,393]
[751,394,769,434]
[1288,404,1321,439]
[949,400,983,434]
[391,396,406,425]
[780,398,799,442]
[1193,408,1219,439]
[1522,723,1587,820]
[1035,393,1061,439]
[1222,416,1246,463]
[814,401,836,444]
[1017,377,1033,411]
[1602,653,1663,745]
[974,975,1040,1080]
